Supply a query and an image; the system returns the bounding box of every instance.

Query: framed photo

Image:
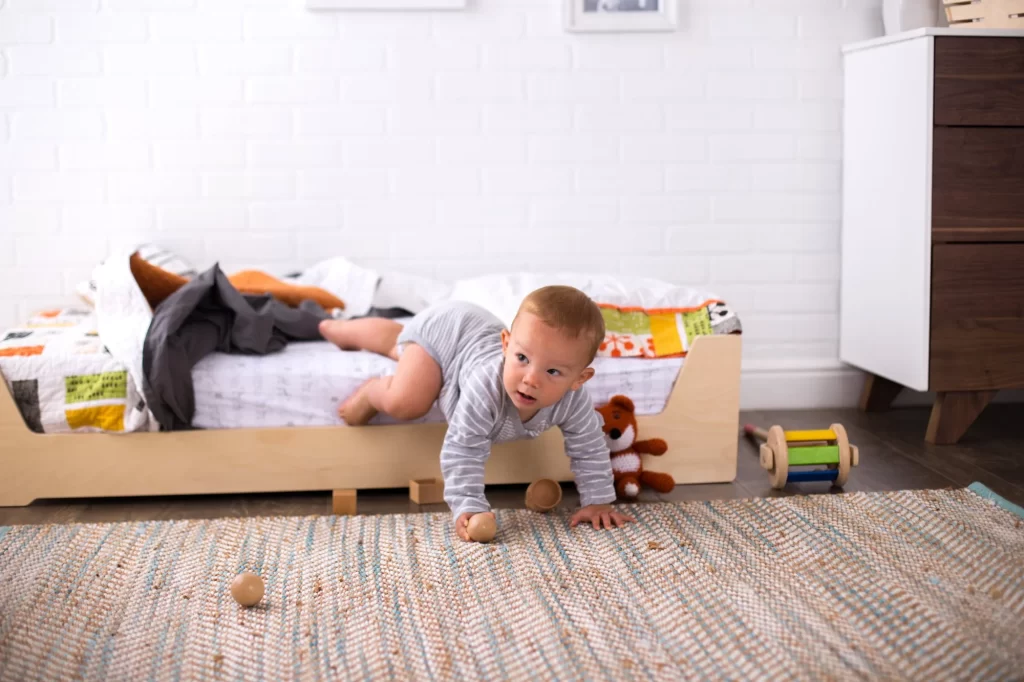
[564,0,677,32]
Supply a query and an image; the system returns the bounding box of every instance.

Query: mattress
[2,309,685,433]
[0,308,148,434]
[191,340,684,430]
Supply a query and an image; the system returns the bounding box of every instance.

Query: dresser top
[843,27,1024,54]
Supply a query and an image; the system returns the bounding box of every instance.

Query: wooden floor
[2,405,1022,527]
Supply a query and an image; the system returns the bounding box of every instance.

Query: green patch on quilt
[601,308,650,336]
[65,371,128,404]
[682,308,713,342]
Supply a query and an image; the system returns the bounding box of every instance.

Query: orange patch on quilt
[0,346,45,357]
[37,310,62,318]
[66,404,125,432]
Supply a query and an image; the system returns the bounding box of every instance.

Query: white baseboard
[739,366,1024,411]
[740,367,864,410]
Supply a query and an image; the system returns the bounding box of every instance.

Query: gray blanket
[142,265,328,431]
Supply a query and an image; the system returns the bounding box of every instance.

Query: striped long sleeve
[555,387,617,508]
[439,376,501,521]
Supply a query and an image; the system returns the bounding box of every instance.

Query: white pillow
[294,257,452,318]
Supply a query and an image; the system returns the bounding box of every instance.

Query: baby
[319,285,636,541]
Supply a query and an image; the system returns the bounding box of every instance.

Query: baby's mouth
[516,391,536,404]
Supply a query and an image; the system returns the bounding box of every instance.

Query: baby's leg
[339,344,442,426]
[320,318,402,360]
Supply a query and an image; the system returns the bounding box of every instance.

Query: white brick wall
[0,0,886,403]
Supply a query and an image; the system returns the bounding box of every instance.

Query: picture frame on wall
[564,0,678,32]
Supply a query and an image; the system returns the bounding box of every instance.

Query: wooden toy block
[332,489,357,516]
[409,478,444,505]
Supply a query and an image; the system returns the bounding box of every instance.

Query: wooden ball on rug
[467,514,497,543]
[230,572,265,607]
[525,478,562,513]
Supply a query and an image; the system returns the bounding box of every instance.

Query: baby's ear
[501,328,510,353]
[572,367,595,390]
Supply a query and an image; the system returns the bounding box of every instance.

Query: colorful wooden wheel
[765,425,789,489]
[747,422,860,490]
[831,423,851,487]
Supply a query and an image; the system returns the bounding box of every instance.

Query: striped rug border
[968,481,1024,520]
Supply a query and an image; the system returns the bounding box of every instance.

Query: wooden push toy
[743,423,860,489]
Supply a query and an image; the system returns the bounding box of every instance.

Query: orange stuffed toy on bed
[596,394,676,499]
[129,252,345,313]
[228,270,345,312]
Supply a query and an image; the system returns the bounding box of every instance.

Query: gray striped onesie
[397,300,617,520]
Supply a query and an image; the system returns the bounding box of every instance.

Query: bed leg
[332,489,357,516]
[0,494,36,508]
[409,478,444,505]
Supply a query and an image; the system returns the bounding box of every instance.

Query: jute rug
[1,486,1023,681]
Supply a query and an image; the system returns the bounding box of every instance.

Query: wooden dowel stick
[743,424,769,441]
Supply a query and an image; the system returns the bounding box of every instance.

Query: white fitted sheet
[192,341,684,430]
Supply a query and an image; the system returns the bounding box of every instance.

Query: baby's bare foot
[319,319,353,350]
[339,379,378,426]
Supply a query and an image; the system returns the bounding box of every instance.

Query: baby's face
[500,312,595,419]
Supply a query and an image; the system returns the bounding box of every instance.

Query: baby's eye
[516,353,527,363]
[547,369,561,376]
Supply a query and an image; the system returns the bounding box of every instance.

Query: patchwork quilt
[0,308,150,434]
[597,300,741,359]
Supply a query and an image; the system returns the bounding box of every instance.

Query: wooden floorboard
[2,406,1021,526]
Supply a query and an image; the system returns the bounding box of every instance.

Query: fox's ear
[609,395,635,413]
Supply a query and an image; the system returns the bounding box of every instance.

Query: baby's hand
[456,511,496,542]
[570,504,635,530]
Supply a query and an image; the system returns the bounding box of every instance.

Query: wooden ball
[467,514,496,543]
[230,571,265,607]
[525,478,562,513]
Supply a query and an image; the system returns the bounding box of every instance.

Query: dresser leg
[925,391,996,445]
[858,373,904,412]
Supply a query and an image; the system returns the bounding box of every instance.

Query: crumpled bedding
[142,265,327,431]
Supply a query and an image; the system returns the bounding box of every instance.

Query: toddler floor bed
[0,256,743,511]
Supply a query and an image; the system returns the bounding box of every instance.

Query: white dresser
[840,28,1024,444]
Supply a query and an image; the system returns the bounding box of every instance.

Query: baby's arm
[558,389,617,507]
[558,388,635,529]
[440,420,492,521]
[440,379,499,527]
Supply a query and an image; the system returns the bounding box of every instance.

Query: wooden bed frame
[0,334,741,511]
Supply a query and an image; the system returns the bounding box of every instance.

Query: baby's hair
[515,285,606,364]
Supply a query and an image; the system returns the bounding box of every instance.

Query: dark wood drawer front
[933,36,1024,127]
[932,126,1024,235]
[931,244,1024,391]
